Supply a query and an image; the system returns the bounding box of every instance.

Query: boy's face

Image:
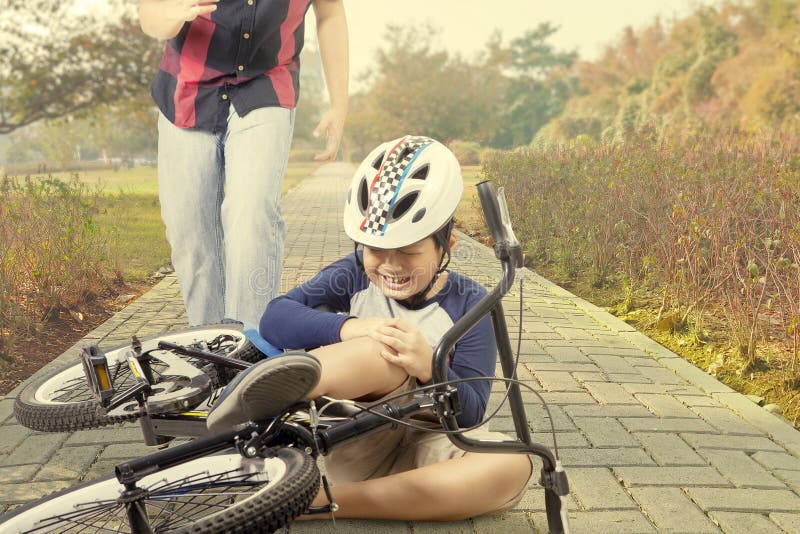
[362,237,442,301]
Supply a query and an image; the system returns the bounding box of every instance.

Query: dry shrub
[483,133,800,376]
[0,176,117,360]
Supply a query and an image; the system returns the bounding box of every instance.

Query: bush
[447,140,482,166]
[484,133,800,373]
[0,176,118,360]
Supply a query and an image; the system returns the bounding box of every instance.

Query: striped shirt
[150,0,312,133]
[260,252,497,427]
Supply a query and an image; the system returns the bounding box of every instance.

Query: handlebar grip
[476,180,507,246]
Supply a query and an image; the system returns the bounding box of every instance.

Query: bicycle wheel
[14,324,262,432]
[0,446,319,533]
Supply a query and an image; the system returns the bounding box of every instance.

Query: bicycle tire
[0,446,319,533]
[14,323,261,432]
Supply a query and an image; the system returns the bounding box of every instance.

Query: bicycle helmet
[344,135,463,250]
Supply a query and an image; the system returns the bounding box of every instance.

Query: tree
[0,0,162,134]
[345,24,507,157]
[494,24,578,147]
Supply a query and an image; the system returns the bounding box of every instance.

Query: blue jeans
[157,106,294,326]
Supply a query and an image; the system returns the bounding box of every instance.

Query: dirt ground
[0,281,152,396]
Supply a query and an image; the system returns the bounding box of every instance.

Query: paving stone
[606,372,652,384]
[559,447,655,467]
[64,426,148,446]
[586,354,640,375]
[674,394,723,408]
[633,433,706,466]
[696,449,786,489]
[564,404,652,418]
[0,464,39,483]
[472,512,533,533]
[0,425,32,455]
[526,370,584,392]
[583,382,640,405]
[614,466,730,487]
[567,467,637,510]
[622,383,704,395]
[626,357,661,368]
[628,487,720,533]
[572,371,608,383]
[571,417,640,448]
[522,404,577,433]
[287,519,410,532]
[409,520,473,533]
[619,417,715,433]
[538,392,596,405]
[0,399,15,424]
[751,451,800,472]
[99,442,161,460]
[770,512,800,533]
[582,346,647,357]
[680,434,784,453]
[517,485,580,514]
[2,433,68,466]
[552,327,596,341]
[524,362,599,373]
[636,366,686,385]
[0,480,72,504]
[686,487,800,512]
[34,444,102,481]
[708,511,785,534]
[530,511,655,534]
[539,346,591,361]
[634,394,698,418]
[691,406,763,436]
[773,469,800,493]
[520,321,557,333]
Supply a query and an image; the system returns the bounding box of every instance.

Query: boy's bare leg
[308,337,408,401]
[300,452,532,521]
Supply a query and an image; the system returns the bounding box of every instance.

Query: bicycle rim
[1,448,316,533]
[14,325,260,432]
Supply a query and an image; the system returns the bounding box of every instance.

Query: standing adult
[138,0,348,326]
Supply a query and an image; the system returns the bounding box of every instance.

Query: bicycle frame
[102,180,570,533]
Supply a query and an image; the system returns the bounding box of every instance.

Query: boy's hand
[339,317,393,341]
[371,318,433,383]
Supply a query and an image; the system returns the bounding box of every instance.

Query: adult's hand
[313,106,347,161]
[139,0,218,40]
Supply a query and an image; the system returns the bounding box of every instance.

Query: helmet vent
[371,153,385,170]
[410,164,429,180]
[358,177,369,214]
[396,146,414,161]
[390,192,419,221]
[412,208,426,223]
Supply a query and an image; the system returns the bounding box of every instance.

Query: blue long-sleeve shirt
[260,253,496,427]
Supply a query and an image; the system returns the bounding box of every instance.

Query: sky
[306,0,722,90]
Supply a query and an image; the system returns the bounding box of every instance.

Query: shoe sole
[207,353,321,432]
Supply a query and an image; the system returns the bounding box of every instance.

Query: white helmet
[344,135,463,249]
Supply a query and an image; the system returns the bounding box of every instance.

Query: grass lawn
[62,161,479,283]
[455,165,490,237]
[65,161,322,282]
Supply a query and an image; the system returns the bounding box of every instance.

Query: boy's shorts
[324,376,534,514]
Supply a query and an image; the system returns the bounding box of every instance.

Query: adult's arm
[311,0,349,161]
[138,0,217,40]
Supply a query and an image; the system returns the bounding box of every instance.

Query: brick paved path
[2,162,800,533]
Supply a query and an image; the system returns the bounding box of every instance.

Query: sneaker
[206,352,321,433]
